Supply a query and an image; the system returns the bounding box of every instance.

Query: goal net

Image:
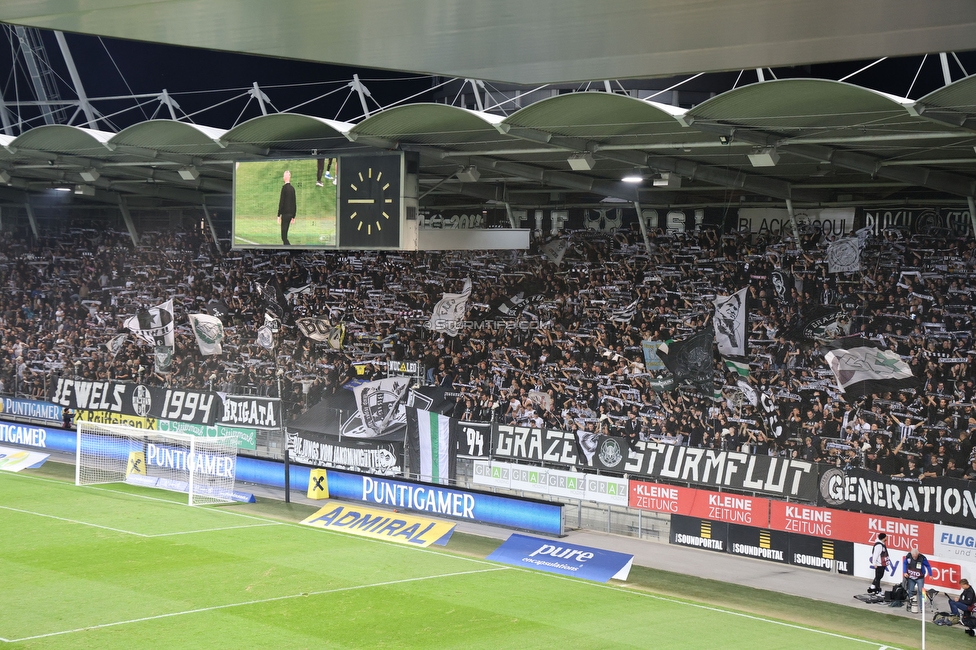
[75,421,239,506]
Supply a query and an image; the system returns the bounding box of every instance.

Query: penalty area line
[0,505,149,537]
[0,566,510,643]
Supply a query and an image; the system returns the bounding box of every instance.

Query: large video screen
[233,157,338,248]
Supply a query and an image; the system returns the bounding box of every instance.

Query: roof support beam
[696,123,976,197]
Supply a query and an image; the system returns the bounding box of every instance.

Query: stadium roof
[2,1,976,86]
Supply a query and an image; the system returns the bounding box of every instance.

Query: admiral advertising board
[48,378,217,426]
[819,467,976,529]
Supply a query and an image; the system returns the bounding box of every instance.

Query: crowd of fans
[1,218,975,478]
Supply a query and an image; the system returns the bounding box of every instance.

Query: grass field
[234,159,337,247]
[0,463,965,650]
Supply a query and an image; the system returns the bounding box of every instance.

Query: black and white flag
[541,239,570,265]
[713,287,747,357]
[610,298,640,323]
[124,298,175,348]
[656,330,714,393]
[428,278,472,337]
[154,345,173,374]
[351,377,411,438]
[296,317,334,342]
[256,313,276,350]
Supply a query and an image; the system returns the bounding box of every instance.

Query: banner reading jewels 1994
[819,467,976,528]
[490,424,818,501]
[48,378,217,426]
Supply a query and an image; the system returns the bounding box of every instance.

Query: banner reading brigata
[48,378,217,426]
[217,394,281,429]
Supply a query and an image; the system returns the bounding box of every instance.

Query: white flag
[124,299,175,347]
[256,313,276,350]
[188,313,224,356]
[428,278,472,337]
[713,287,747,357]
[105,333,128,359]
[827,237,861,274]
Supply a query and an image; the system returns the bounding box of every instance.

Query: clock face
[338,155,402,248]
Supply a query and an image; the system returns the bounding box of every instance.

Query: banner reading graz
[491,424,818,501]
[288,429,404,476]
[48,378,217,425]
[217,394,281,430]
[819,467,976,528]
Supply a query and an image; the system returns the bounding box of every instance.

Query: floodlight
[79,168,100,182]
[622,168,644,183]
[178,166,200,181]
[456,165,480,182]
[748,148,780,167]
[567,152,595,170]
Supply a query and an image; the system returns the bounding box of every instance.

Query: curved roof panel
[110,120,228,154]
[504,92,686,140]
[916,75,976,113]
[10,124,116,155]
[688,79,917,132]
[351,104,506,146]
[223,113,353,145]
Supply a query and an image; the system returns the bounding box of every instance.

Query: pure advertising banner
[487,533,634,582]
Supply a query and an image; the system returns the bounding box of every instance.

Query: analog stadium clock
[338,154,402,248]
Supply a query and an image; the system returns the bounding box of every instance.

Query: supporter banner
[301,499,456,547]
[670,514,728,552]
[217,394,281,429]
[737,207,854,237]
[320,473,563,536]
[487,533,634,583]
[623,442,818,501]
[287,429,403,476]
[819,467,976,528]
[862,207,973,237]
[0,397,62,423]
[576,431,629,472]
[48,378,218,425]
[788,534,854,575]
[75,409,157,430]
[727,523,789,564]
[0,445,48,472]
[492,424,581,466]
[456,421,491,458]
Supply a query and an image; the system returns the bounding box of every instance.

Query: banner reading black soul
[287,429,404,476]
[819,467,976,528]
[490,424,819,500]
[48,378,217,425]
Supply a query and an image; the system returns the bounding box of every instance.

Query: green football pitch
[0,465,955,649]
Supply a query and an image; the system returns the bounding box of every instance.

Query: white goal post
[75,421,239,506]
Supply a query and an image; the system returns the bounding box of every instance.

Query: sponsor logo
[673,533,724,550]
[131,385,152,417]
[361,476,475,519]
[302,499,455,548]
[0,423,47,448]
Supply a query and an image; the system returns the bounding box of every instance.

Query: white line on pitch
[536,570,903,649]
[1,567,509,643]
[0,505,149,537]
[145,522,282,537]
